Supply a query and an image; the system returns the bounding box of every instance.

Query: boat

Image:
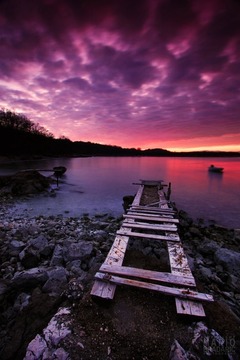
[53,166,67,176]
[208,165,224,173]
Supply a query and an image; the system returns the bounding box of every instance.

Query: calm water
[1,156,240,228]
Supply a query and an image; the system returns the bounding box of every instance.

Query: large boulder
[214,248,240,276]
[0,170,52,196]
[19,235,52,269]
[42,266,68,296]
[12,267,48,288]
[63,241,93,263]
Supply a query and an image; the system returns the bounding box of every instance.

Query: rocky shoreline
[0,190,240,359]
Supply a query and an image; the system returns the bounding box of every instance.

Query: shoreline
[0,193,240,358]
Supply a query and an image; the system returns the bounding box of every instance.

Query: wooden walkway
[91,180,214,316]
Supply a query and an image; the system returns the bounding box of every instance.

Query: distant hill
[1,109,239,158]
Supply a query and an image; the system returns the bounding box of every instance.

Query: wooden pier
[91,180,214,316]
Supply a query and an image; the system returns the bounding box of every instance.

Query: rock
[42,267,68,296]
[142,246,152,256]
[169,340,188,360]
[10,171,51,196]
[19,248,40,269]
[19,235,52,268]
[24,308,71,359]
[29,235,48,254]
[198,265,214,283]
[234,229,240,242]
[227,274,240,292]
[189,226,202,237]
[12,267,48,288]
[214,248,240,276]
[63,241,93,262]
[23,334,47,360]
[13,292,31,311]
[190,321,231,358]
[8,240,25,256]
[50,348,70,360]
[122,195,134,213]
[50,244,63,266]
[43,308,71,346]
[198,239,219,256]
[63,278,84,301]
[0,279,9,299]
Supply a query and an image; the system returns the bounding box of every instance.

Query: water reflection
[1,157,240,228]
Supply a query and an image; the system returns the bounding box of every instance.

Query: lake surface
[1,156,240,229]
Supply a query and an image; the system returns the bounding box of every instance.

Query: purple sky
[1,0,240,151]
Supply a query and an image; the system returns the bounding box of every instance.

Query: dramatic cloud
[0,0,240,151]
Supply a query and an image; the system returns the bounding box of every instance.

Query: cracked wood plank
[99,264,196,287]
[94,273,214,302]
[121,221,177,232]
[91,184,144,299]
[123,214,179,224]
[158,190,207,317]
[116,229,180,242]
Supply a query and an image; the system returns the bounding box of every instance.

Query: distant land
[0,109,239,158]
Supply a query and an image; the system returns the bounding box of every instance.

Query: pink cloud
[0,0,240,151]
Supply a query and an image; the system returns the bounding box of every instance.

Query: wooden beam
[94,273,214,302]
[91,183,145,299]
[139,179,164,185]
[99,264,196,287]
[116,229,180,242]
[157,191,207,317]
[123,214,179,224]
[128,211,175,219]
[131,205,175,214]
[122,221,177,232]
[131,184,144,206]
[91,235,129,299]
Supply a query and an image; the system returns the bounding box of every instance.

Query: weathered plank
[91,183,145,299]
[94,273,214,302]
[128,210,174,219]
[132,184,144,206]
[131,205,175,214]
[99,264,196,287]
[117,229,180,242]
[139,179,164,185]
[121,221,178,232]
[123,214,179,224]
[157,191,207,316]
[91,235,129,299]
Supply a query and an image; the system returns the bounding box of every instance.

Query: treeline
[0,109,239,158]
[0,109,170,157]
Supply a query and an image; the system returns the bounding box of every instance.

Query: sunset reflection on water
[1,156,240,228]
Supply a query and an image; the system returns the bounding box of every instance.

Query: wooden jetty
[91,180,214,316]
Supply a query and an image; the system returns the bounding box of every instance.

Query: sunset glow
[0,0,240,151]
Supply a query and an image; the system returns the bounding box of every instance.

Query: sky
[0,0,240,152]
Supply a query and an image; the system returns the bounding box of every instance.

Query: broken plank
[175,299,206,317]
[167,242,193,276]
[91,183,145,300]
[121,221,177,232]
[164,213,206,316]
[123,214,179,224]
[94,273,214,302]
[99,264,196,287]
[116,229,180,242]
[139,179,164,185]
[132,184,144,206]
[157,193,207,316]
[91,234,129,299]
[128,210,175,219]
[131,205,177,213]
[129,208,175,215]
